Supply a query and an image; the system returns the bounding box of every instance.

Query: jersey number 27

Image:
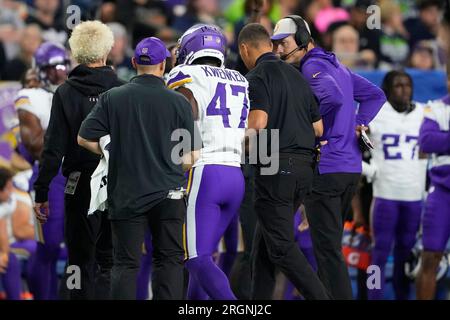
[382,134,419,160]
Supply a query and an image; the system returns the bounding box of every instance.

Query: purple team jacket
[419,94,450,190]
[299,47,386,174]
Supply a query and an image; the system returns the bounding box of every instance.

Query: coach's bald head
[238,23,273,70]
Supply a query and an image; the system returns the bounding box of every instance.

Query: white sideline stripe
[186,165,204,259]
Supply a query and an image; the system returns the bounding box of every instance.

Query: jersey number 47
[206,82,248,129]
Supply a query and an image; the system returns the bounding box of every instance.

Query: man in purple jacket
[416,71,450,300]
[272,15,386,299]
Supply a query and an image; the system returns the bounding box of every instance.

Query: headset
[287,15,311,48]
[280,15,312,61]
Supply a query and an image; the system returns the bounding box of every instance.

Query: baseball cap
[134,37,171,65]
[271,17,311,41]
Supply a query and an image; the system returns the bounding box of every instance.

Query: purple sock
[1,253,22,300]
[187,256,236,300]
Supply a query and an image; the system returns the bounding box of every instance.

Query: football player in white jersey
[0,168,36,300]
[0,168,14,274]
[167,24,248,300]
[14,42,70,299]
[361,70,427,299]
[416,70,450,300]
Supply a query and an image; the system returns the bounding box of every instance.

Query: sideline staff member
[33,21,122,300]
[238,23,329,300]
[78,37,200,300]
[272,15,386,299]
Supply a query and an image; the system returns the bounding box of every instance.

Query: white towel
[362,160,377,183]
[88,135,110,215]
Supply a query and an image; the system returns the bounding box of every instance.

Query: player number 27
[206,82,248,128]
[382,134,419,160]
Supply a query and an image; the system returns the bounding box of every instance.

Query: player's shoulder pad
[423,99,447,120]
[14,88,34,108]
[15,88,49,109]
[167,64,195,90]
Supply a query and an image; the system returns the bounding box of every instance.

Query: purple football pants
[368,198,422,300]
[185,165,244,300]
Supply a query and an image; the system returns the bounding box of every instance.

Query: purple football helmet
[176,24,227,67]
[33,42,70,82]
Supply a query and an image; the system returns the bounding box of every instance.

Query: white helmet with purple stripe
[176,24,227,67]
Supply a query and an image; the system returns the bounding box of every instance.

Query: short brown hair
[238,23,272,48]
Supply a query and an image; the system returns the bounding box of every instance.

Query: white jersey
[0,192,17,220]
[368,102,427,201]
[167,64,249,167]
[0,170,33,221]
[15,88,54,130]
[0,189,33,244]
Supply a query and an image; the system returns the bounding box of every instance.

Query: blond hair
[68,21,114,65]
[380,1,402,24]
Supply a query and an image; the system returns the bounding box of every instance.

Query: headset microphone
[280,46,301,61]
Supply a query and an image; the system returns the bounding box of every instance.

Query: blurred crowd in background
[0,0,449,83]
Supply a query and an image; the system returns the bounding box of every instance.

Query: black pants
[230,164,257,299]
[110,198,185,300]
[250,154,330,300]
[64,172,113,300]
[355,176,372,300]
[304,172,360,300]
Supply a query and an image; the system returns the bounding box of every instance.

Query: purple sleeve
[419,118,450,154]
[351,72,386,126]
[302,61,344,117]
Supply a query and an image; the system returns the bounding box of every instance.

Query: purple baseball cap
[134,37,171,65]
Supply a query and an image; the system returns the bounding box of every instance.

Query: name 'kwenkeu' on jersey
[200,65,247,83]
